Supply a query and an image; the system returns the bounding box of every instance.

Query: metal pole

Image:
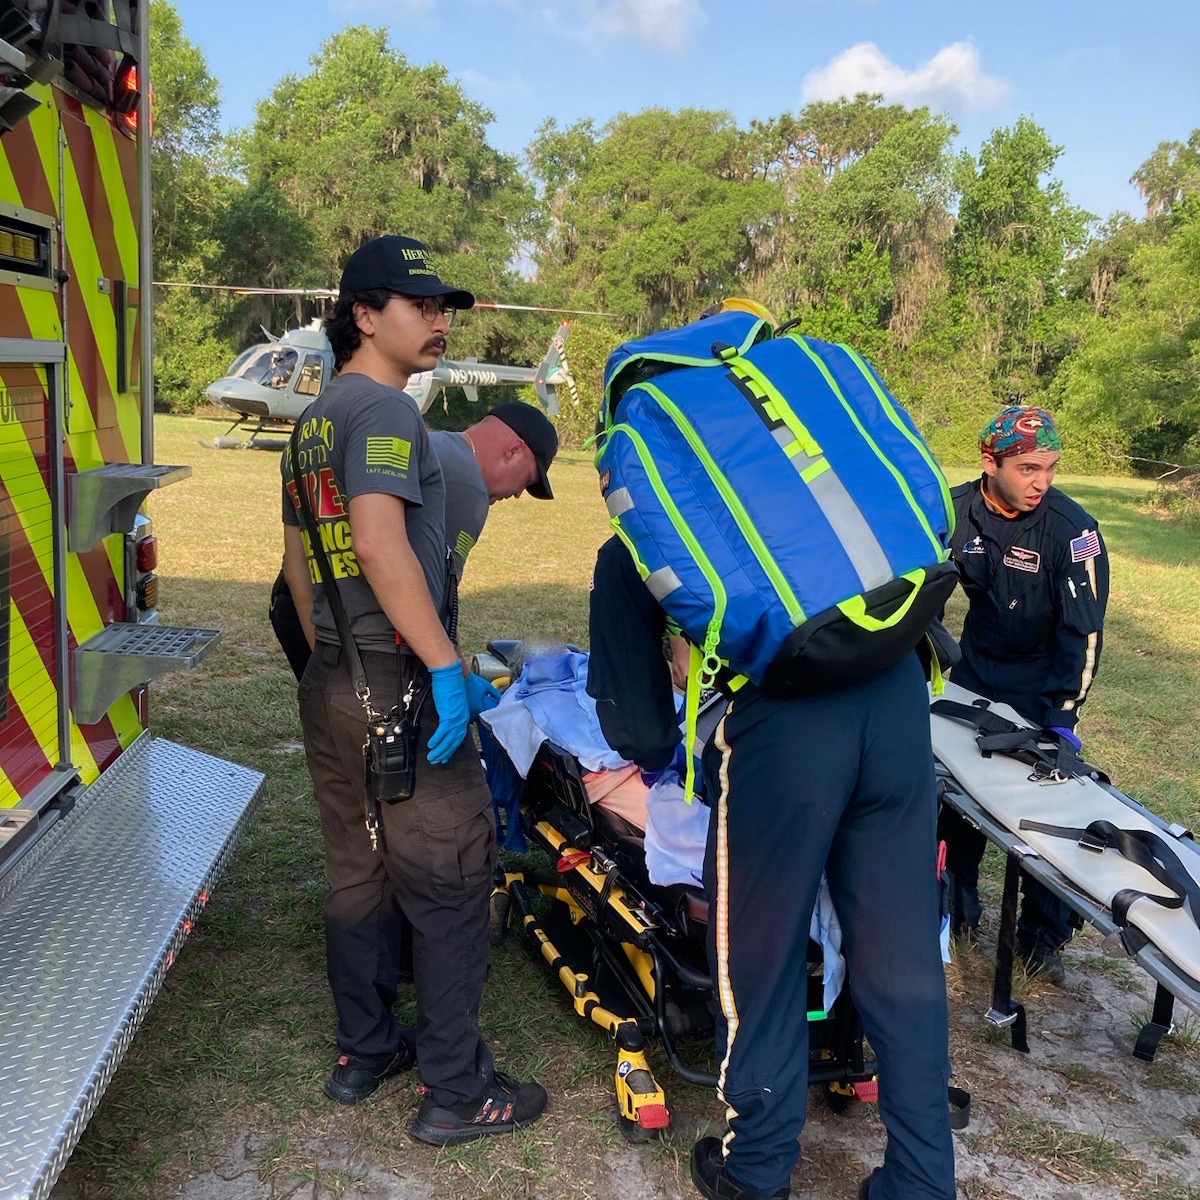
[136,0,154,465]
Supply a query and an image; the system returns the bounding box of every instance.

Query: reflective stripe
[1063,627,1099,711]
[712,705,740,1106]
[808,470,893,592]
[645,565,682,601]
[605,486,634,518]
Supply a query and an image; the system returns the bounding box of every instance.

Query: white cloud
[801,41,1008,113]
[459,67,532,97]
[564,0,706,54]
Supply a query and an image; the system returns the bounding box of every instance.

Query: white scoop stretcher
[930,681,1200,1060]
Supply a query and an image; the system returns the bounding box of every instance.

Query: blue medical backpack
[596,309,957,697]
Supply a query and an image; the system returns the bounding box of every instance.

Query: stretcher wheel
[489,890,511,944]
[823,1082,855,1114]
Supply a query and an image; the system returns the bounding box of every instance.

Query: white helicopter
[171,283,606,449]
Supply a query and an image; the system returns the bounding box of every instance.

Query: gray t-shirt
[430,430,489,585]
[282,372,446,652]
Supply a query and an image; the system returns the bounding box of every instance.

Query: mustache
[423,336,447,354]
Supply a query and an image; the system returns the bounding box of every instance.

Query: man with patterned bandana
[940,405,1110,984]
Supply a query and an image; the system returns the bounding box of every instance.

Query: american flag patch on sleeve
[1070,529,1101,562]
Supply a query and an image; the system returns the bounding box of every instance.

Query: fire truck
[0,5,265,1197]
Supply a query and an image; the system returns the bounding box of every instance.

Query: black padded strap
[1018,818,1200,930]
[932,698,1088,781]
[1133,983,1176,1063]
[988,854,1029,1053]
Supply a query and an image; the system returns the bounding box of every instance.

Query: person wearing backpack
[940,405,1109,985]
[587,305,957,1200]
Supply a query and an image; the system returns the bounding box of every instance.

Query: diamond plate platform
[0,734,266,1200]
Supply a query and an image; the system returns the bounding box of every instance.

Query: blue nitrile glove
[464,673,502,721]
[640,742,689,789]
[428,663,471,764]
[1049,726,1082,754]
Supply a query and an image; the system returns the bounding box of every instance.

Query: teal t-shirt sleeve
[339,390,428,506]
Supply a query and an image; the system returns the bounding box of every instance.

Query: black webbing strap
[931,698,1087,782]
[288,427,373,713]
[987,854,1029,1053]
[1133,983,1176,1062]
[444,557,461,648]
[1018,818,1200,931]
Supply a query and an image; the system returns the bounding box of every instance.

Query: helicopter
[202,318,576,449]
[168,282,608,450]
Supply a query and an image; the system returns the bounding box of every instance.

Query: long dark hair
[324,289,392,370]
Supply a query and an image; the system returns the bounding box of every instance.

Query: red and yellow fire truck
[0,5,264,1197]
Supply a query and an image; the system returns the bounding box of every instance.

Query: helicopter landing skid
[204,416,295,452]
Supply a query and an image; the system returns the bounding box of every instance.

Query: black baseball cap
[339,235,475,309]
[489,401,558,500]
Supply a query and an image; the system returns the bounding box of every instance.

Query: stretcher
[481,645,878,1141]
[931,681,1200,1059]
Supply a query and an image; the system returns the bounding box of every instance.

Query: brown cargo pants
[299,641,496,1105]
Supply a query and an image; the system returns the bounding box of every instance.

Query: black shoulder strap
[288,425,373,713]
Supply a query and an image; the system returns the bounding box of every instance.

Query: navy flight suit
[587,536,955,1200]
[941,477,1109,953]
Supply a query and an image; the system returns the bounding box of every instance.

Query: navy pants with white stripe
[702,654,955,1199]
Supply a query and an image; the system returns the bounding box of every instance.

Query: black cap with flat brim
[339,235,475,310]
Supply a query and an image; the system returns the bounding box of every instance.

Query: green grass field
[52,413,1200,1200]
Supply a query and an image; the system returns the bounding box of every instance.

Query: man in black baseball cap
[471,401,557,501]
[339,235,475,310]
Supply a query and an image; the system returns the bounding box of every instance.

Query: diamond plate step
[0,734,266,1200]
[71,623,220,725]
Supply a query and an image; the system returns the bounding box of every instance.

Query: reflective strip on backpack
[839,343,955,543]
[808,472,894,591]
[646,565,682,601]
[728,359,893,593]
[607,422,729,641]
[640,382,804,625]
[605,486,634,518]
[784,334,948,562]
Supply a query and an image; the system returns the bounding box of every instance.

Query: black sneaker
[324,1036,416,1105]
[409,1071,547,1146]
[690,1137,790,1200]
[1017,935,1066,985]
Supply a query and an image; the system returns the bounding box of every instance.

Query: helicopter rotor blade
[156,282,616,318]
[471,301,616,317]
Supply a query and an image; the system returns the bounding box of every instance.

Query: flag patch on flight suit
[1003,546,1041,573]
[1070,530,1102,562]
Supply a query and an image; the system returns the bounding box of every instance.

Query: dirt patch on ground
[52,923,1198,1200]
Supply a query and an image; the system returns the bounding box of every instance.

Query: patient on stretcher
[478,642,706,882]
[479,643,850,1009]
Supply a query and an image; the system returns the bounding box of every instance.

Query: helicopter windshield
[233,346,299,389]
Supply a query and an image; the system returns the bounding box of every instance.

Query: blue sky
[175,0,1198,223]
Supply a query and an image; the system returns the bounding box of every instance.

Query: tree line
[150,2,1200,478]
